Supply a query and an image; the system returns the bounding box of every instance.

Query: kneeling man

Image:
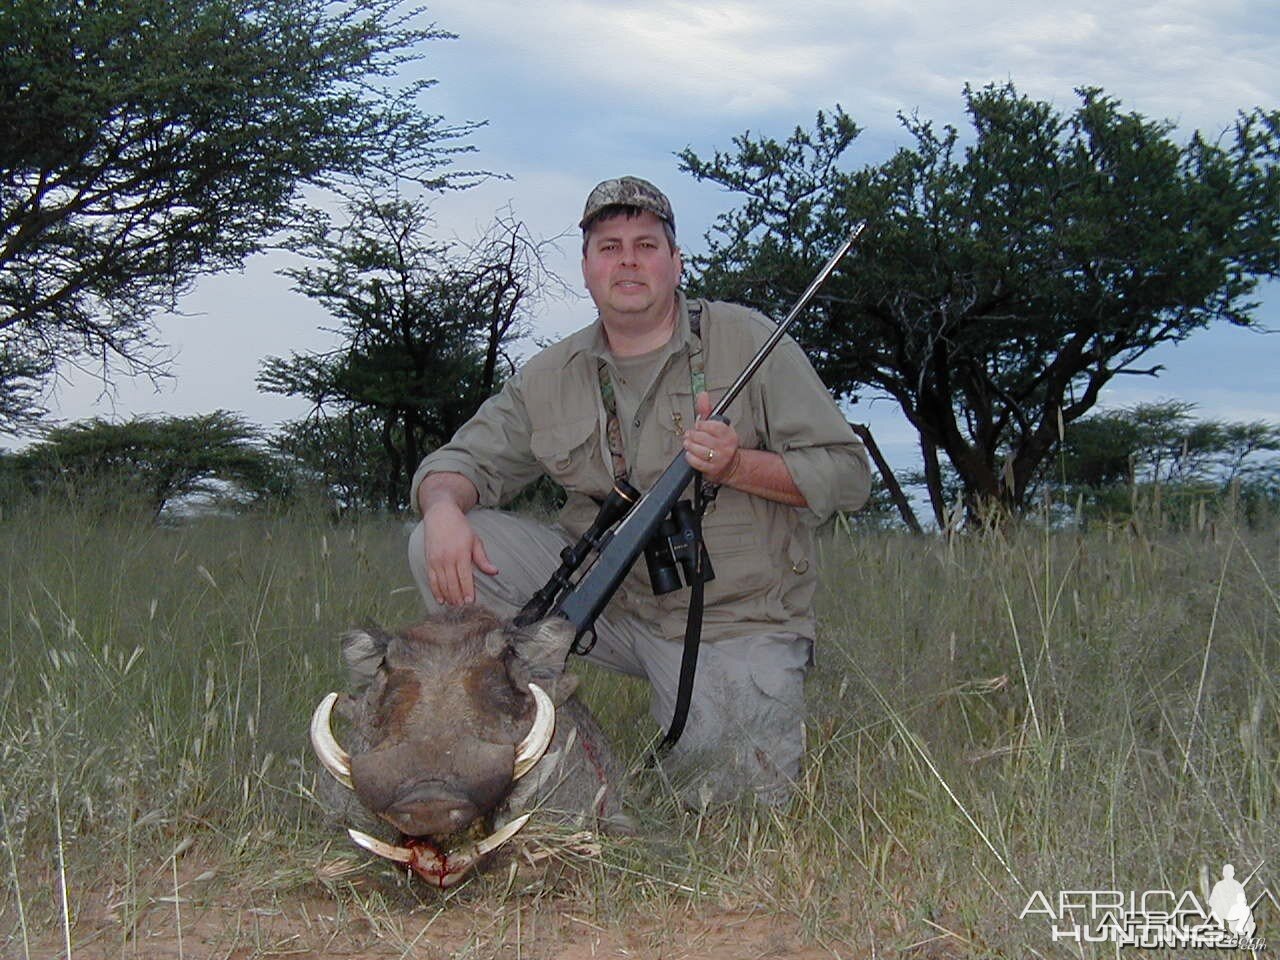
[408,176,870,807]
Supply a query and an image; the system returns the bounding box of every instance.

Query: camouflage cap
[579,176,675,234]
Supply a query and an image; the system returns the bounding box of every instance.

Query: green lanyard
[597,304,705,482]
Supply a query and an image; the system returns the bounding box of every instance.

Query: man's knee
[407,509,567,617]
[654,633,811,808]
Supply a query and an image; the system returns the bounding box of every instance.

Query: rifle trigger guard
[570,625,598,657]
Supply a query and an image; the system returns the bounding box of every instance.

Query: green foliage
[270,408,399,513]
[4,410,274,516]
[808,522,1279,950]
[0,498,427,940]
[0,0,480,432]
[832,476,902,532]
[1047,400,1280,525]
[1062,401,1230,487]
[680,83,1280,524]
[260,197,561,511]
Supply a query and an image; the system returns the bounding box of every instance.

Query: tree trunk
[849,422,923,534]
[381,415,402,513]
[920,436,947,529]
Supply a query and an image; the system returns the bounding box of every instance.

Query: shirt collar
[582,290,695,364]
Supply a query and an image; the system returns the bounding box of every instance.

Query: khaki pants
[407,509,811,807]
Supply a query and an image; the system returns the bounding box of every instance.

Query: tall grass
[1,492,1275,957]
[0,494,425,954]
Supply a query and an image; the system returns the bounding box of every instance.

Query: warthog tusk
[423,813,532,886]
[513,683,555,780]
[347,814,533,889]
[347,828,416,865]
[475,812,531,856]
[309,692,353,789]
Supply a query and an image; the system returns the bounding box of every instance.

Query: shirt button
[633,416,641,428]
[791,558,810,574]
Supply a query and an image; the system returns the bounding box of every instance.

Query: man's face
[581,211,682,327]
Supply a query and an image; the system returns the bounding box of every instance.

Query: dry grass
[1,494,1276,958]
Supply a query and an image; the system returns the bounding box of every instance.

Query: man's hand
[681,392,809,507]
[418,473,497,606]
[682,391,742,483]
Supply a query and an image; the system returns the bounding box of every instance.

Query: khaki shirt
[412,292,871,643]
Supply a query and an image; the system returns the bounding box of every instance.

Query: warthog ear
[483,628,508,659]
[506,619,579,705]
[341,626,394,694]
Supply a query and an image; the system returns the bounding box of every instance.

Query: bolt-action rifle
[514,221,867,647]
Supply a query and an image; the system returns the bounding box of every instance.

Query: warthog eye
[465,661,528,742]
[368,668,422,733]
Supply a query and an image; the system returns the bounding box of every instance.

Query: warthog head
[310,606,612,888]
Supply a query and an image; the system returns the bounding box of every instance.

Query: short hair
[581,205,678,256]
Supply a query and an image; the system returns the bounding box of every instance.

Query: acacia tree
[1054,401,1280,487]
[0,0,480,433]
[8,411,271,516]
[259,196,562,511]
[1045,401,1280,522]
[681,83,1280,523]
[267,410,395,512]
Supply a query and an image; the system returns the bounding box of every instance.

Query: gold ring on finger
[705,448,715,461]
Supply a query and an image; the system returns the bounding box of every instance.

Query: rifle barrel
[709,221,865,419]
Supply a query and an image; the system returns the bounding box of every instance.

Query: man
[408,176,870,806]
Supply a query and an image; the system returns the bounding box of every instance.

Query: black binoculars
[513,484,717,627]
[642,498,715,595]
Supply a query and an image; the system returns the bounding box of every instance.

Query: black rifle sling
[656,472,709,754]
[594,301,709,751]
[662,302,706,752]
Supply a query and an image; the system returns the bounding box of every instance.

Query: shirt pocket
[655,392,693,456]
[699,502,775,605]
[528,414,603,492]
[703,378,760,452]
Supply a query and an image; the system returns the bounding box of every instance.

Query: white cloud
[433,0,856,113]
[430,0,1276,131]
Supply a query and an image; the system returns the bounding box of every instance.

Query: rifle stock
[550,220,867,644]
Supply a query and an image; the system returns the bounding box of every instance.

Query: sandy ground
[23,892,872,960]
[14,854,952,960]
[36,901,859,959]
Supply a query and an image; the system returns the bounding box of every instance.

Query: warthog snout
[350,738,517,836]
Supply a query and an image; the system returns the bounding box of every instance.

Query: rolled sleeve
[759,338,872,522]
[409,373,544,512]
[781,442,871,520]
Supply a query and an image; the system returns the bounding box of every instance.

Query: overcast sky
[26,0,1280,476]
